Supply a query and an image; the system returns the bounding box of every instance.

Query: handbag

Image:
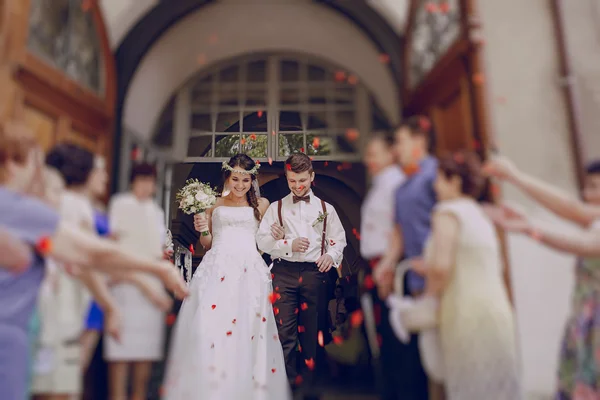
[386,259,445,383]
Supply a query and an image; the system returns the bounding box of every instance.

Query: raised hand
[482,203,531,234]
[270,223,285,240]
[292,237,310,253]
[482,155,520,182]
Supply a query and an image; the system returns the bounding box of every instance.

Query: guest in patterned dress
[484,157,600,399]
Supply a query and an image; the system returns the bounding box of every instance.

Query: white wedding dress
[164,206,291,400]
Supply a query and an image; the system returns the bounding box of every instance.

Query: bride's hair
[222,154,261,221]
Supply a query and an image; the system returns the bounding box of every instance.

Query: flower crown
[221,161,260,175]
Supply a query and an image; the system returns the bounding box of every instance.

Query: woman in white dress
[164,154,291,400]
[105,162,172,400]
[390,151,522,400]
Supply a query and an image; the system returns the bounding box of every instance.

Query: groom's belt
[273,258,318,266]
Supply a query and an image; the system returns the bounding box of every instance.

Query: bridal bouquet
[176,179,217,236]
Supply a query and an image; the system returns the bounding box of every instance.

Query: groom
[257,153,347,387]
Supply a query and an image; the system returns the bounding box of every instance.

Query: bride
[164,154,291,399]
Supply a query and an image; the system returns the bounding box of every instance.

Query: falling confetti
[298,276,303,284]
[347,74,358,85]
[269,292,278,304]
[221,276,225,282]
[350,310,364,327]
[226,331,232,336]
[333,336,344,345]
[379,53,390,64]
[301,303,308,311]
[298,326,306,333]
[232,319,237,324]
[312,137,320,148]
[345,128,359,142]
[286,164,292,171]
[318,331,324,347]
[295,375,303,385]
[305,358,315,370]
[425,2,439,13]
[334,70,347,82]
[257,110,263,118]
[363,275,375,290]
[472,73,485,85]
[271,368,276,373]
[268,157,273,165]
[273,307,280,315]
[262,317,266,322]
[166,314,177,326]
[211,304,217,310]
[35,237,52,255]
[189,244,195,253]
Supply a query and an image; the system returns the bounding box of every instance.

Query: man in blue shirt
[374,115,438,400]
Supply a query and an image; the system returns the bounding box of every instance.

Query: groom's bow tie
[293,195,310,204]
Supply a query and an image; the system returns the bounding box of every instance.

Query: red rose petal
[189,244,195,253]
[232,319,236,324]
[295,375,303,385]
[36,237,53,255]
[226,331,232,336]
[351,310,364,327]
[262,317,266,322]
[268,292,278,304]
[274,307,280,315]
[294,308,299,314]
[211,304,216,310]
[305,358,315,370]
[272,368,276,373]
[363,275,375,290]
[318,331,324,347]
[166,314,176,326]
[301,302,308,311]
[298,276,303,284]
[333,336,344,345]
[298,326,306,333]
[221,276,225,282]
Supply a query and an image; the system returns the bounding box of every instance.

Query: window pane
[245,89,266,107]
[215,134,241,157]
[242,111,268,132]
[241,134,268,158]
[187,136,213,157]
[216,112,240,132]
[281,60,299,82]
[191,114,212,132]
[308,86,327,104]
[335,110,356,130]
[279,111,302,132]
[306,134,332,156]
[307,111,327,130]
[278,134,304,157]
[28,0,104,94]
[333,86,354,105]
[219,91,238,107]
[280,88,300,105]
[247,60,266,82]
[308,65,327,81]
[220,65,239,82]
[191,89,212,108]
[336,133,359,153]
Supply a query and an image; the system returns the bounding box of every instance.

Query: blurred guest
[375,116,436,400]
[393,151,522,400]
[32,144,122,400]
[484,156,600,399]
[0,121,187,400]
[0,229,31,272]
[328,285,347,332]
[105,163,169,400]
[359,132,405,398]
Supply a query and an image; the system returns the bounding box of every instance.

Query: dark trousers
[271,259,329,385]
[366,261,429,400]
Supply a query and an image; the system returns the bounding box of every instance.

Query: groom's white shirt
[256,191,347,268]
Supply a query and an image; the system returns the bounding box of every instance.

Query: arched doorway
[163,53,384,275]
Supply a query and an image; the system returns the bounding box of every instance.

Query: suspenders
[277,198,328,256]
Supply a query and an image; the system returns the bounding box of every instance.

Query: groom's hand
[316,254,334,272]
[292,237,310,253]
[270,223,285,240]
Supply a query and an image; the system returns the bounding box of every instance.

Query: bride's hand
[270,223,285,240]
[194,214,209,233]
